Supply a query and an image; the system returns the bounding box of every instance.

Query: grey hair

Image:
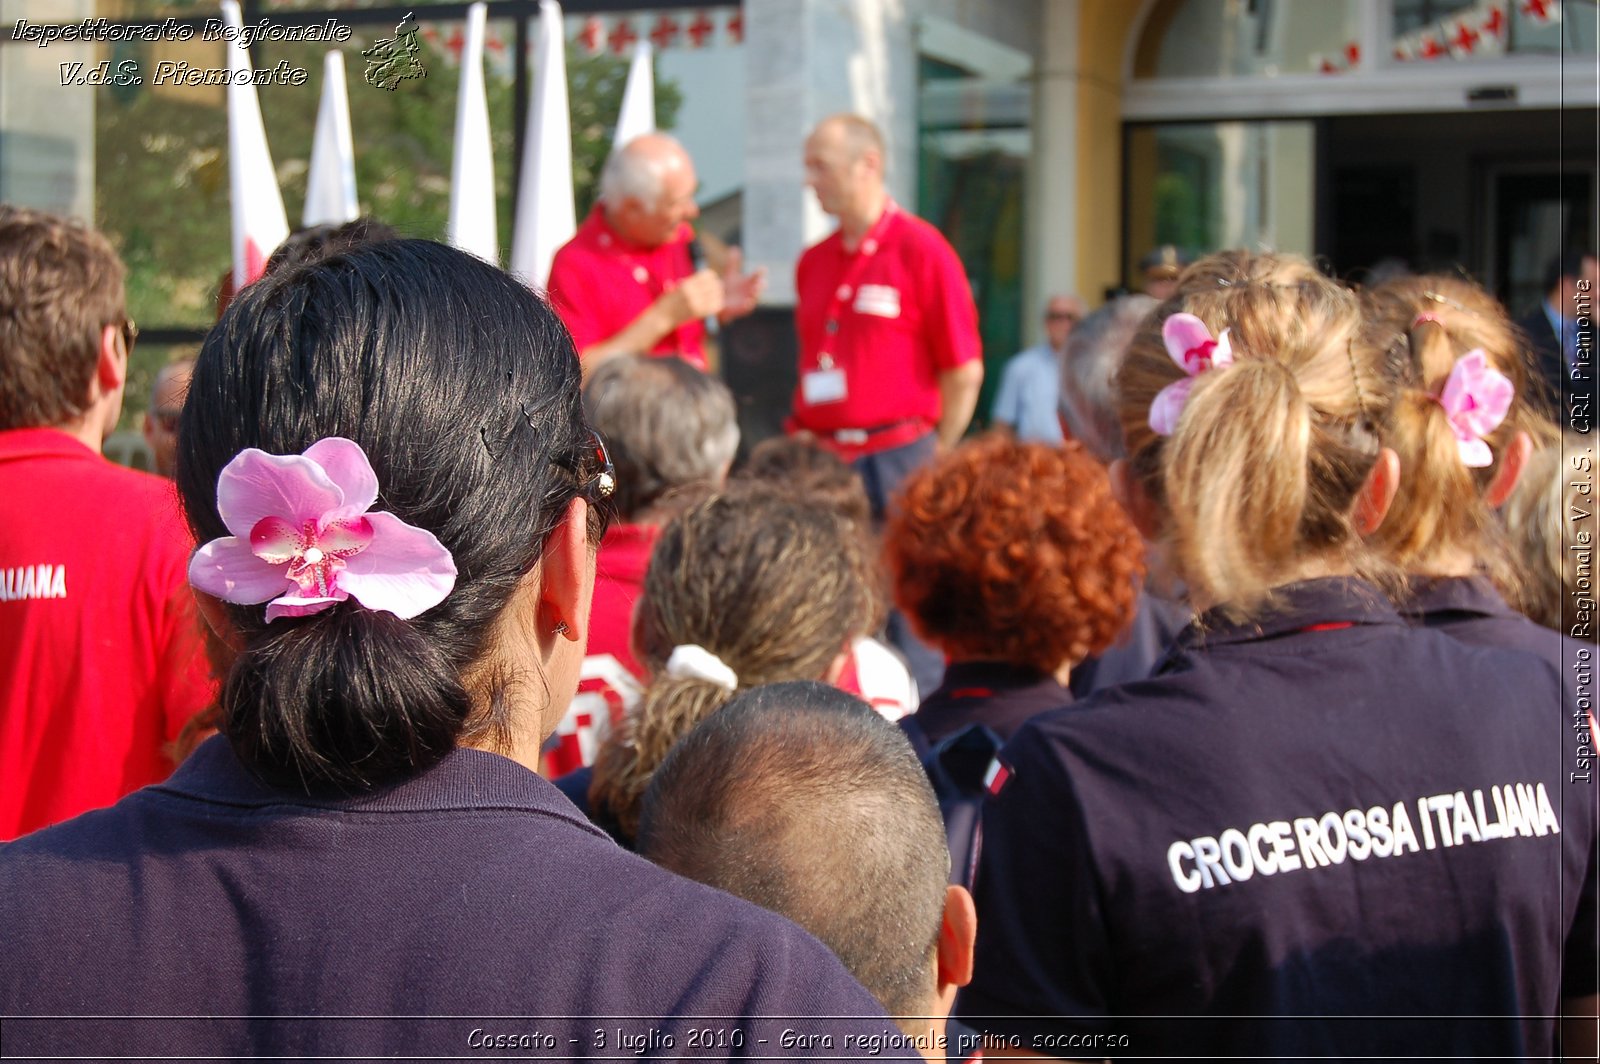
[582,354,740,522]
[1059,294,1158,462]
[599,135,682,207]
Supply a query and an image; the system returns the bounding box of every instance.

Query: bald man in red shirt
[791,114,984,520]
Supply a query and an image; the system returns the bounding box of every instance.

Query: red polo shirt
[0,428,214,839]
[545,205,707,369]
[791,207,981,434]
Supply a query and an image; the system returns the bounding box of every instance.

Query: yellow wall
[1075,1,1146,304]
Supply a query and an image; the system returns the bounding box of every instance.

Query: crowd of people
[1,110,1597,1061]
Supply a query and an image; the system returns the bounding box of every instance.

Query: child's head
[1356,275,1535,587]
[1115,251,1391,612]
[884,433,1143,673]
[588,486,880,842]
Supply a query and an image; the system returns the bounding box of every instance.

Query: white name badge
[854,283,901,318]
[801,367,848,405]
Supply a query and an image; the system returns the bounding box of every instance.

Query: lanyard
[816,201,898,370]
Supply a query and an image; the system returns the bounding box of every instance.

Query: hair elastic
[664,644,738,691]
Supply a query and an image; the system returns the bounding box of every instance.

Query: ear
[1484,430,1533,510]
[1109,458,1162,540]
[538,498,595,645]
[935,884,977,993]
[97,323,127,397]
[1354,446,1401,536]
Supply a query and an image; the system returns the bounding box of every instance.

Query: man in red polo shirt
[0,207,214,840]
[791,113,984,521]
[546,132,766,377]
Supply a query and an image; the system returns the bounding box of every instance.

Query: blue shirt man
[990,294,1084,443]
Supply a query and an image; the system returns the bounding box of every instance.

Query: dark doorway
[1319,108,1597,312]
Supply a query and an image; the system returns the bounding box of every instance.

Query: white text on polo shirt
[1167,782,1560,893]
[0,564,67,601]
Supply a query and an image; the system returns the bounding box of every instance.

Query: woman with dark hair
[0,240,886,1057]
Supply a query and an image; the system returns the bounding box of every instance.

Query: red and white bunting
[1447,14,1483,56]
[608,17,638,55]
[649,14,680,50]
[570,11,745,53]
[686,10,717,47]
[577,16,604,54]
[1520,0,1561,24]
[1481,0,1509,41]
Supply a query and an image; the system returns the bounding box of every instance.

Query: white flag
[448,2,497,264]
[612,39,655,150]
[221,0,289,290]
[303,51,359,227]
[509,0,575,288]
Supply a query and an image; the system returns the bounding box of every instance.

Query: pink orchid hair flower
[1436,349,1513,468]
[1149,313,1234,437]
[188,437,458,623]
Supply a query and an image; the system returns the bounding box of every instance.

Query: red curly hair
[885,434,1144,673]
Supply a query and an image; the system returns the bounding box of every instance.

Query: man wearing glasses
[990,294,1086,444]
[0,207,214,841]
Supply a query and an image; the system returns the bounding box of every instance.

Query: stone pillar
[1025,0,1080,341]
[741,0,915,304]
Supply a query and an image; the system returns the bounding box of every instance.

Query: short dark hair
[263,218,401,278]
[177,238,606,792]
[638,681,948,1018]
[1544,250,1596,294]
[0,206,126,430]
[582,354,738,521]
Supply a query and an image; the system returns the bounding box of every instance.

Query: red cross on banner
[1521,0,1556,22]
[445,27,465,59]
[1418,33,1445,59]
[686,10,715,47]
[1344,41,1360,65]
[650,15,680,49]
[1451,18,1480,53]
[726,9,744,43]
[609,18,638,54]
[1483,2,1507,37]
[577,16,604,53]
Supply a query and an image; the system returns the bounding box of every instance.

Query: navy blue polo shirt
[958,577,1597,1059]
[1401,573,1577,674]
[0,737,891,1058]
[910,660,1072,748]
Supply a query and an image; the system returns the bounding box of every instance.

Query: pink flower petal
[1440,350,1512,441]
[265,591,348,623]
[1456,436,1494,469]
[216,449,344,540]
[305,438,380,519]
[249,516,302,564]
[337,511,458,620]
[1162,314,1216,373]
[1148,378,1195,437]
[190,536,295,604]
[319,516,374,557]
